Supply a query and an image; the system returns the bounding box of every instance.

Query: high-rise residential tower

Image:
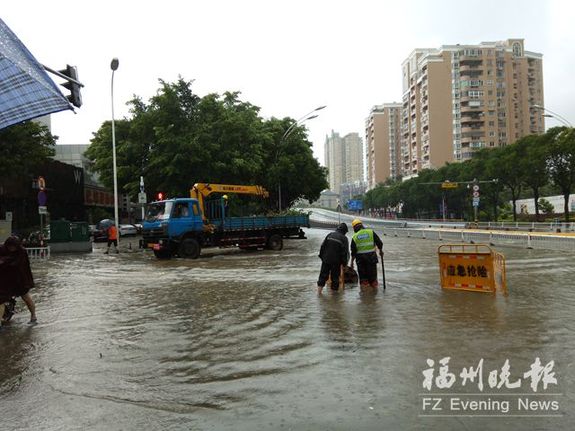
[400,39,544,178]
[366,103,402,189]
[343,132,364,184]
[324,131,364,195]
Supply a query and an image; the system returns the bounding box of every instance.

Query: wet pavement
[1,229,574,430]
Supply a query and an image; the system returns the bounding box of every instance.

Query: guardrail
[477,221,575,233]
[26,247,50,259]
[384,228,575,252]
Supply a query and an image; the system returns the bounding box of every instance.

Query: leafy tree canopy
[85,78,327,210]
[365,127,575,222]
[0,121,57,179]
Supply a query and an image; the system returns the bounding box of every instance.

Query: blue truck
[141,190,309,259]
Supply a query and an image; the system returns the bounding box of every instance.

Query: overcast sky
[3,0,575,165]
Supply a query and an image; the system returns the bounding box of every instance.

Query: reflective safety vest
[352,228,375,254]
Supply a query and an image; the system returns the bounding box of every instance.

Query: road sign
[38,206,48,215]
[347,199,363,211]
[473,191,480,198]
[472,184,480,192]
[138,192,147,204]
[441,181,458,189]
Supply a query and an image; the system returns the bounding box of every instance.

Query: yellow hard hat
[352,218,362,227]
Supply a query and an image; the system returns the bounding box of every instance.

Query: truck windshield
[145,201,173,221]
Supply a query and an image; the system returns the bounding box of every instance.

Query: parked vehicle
[141,183,308,259]
[119,224,138,236]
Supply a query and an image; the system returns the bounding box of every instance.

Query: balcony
[459,63,482,72]
[461,125,483,134]
[461,103,482,113]
[459,55,483,63]
[459,69,482,77]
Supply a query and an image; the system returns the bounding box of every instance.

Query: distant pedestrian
[317,223,349,294]
[350,219,384,290]
[0,236,37,324]
[105,223,119,254]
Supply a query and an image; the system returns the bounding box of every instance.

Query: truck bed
[212,215,310,231]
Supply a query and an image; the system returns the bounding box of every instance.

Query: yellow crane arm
[190,183,269,221]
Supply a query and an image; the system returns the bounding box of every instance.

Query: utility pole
[138,176,147,221]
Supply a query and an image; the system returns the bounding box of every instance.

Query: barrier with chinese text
[438,244,506,294]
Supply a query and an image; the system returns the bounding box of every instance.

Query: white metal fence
[26,247,50,259]
[384,228,575,252]
[478,221,575,233]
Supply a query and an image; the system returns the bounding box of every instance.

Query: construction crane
[190,183,269,222]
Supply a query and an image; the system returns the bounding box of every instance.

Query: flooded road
[1,229,574,430]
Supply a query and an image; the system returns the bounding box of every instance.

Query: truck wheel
[179,238,201,259]
[153,249,172,259]
[267,234,283,251]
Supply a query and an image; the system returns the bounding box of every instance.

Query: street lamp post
[277,105,326,212]
[532,104,573,128]
[110,58,120,245]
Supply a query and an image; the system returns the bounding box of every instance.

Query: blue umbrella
[0,17,72,130]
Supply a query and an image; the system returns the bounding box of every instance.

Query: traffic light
[157,192,164,201]
[59,65,82,108]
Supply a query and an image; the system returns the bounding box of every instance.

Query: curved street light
[532,104,573,128]
[111,58,120,245]
[277,105,326,211]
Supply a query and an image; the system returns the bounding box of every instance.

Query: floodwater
[1,229,574,430]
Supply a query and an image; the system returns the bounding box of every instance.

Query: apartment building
[400,39,544,178]
[324,131,364,194]
[365,103,402,189]
[343,132,364,183]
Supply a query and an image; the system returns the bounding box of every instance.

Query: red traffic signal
[157,192,164,200]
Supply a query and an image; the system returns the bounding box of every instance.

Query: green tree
[0,121,56,179]
[85,78,327,210]
[519,135,549,221]
[486,144,523,221]
[538,198,554,216]
[546,127,575,222]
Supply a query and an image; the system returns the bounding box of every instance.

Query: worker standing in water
[350,219,383,291]
[317,223,349,294]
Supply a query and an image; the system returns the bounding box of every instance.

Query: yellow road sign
[441,181,458,189]
[438,244,507,294]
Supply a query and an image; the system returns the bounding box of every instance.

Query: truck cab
[142,198,204,258]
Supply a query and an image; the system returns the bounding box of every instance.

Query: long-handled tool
[380,252,386,291]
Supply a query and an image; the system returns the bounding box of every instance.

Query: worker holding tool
[350,219,384,291]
